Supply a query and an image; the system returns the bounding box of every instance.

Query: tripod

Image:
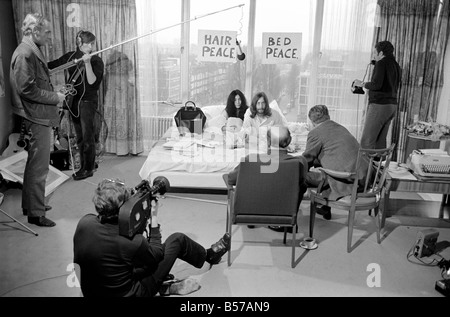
[0,174,38,236]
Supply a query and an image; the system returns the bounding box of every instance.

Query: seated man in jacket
[301,105,368,220]
[228,125,307,232]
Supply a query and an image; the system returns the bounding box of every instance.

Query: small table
[382,168,450,227]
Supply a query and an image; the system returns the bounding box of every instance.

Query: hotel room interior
[1,0,450,298]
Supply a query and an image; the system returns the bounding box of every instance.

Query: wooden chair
[309,144,395,253]
[223,158,304,268]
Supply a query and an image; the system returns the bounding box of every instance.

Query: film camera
[118,176,170,238]
[351,80,364,94]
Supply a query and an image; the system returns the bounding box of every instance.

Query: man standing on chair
[353,40,401,149]
[49,30,104,181]
[301,105,368,220]
[10,13,66,227]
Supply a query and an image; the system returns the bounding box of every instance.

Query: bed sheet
[138,128,263,188]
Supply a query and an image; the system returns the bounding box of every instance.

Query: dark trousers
[141,233,207,297]
[72,100,97,172]
[22,119,51,217]
[360,103,397,149]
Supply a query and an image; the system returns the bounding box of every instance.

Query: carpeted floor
[1,154,449,297]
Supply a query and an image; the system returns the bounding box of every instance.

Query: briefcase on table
[174,101,206,135]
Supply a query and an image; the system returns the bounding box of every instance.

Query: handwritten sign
[262,32,302,65]
[198,30,237,63]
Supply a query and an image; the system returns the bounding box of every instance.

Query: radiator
[141,116,173,142]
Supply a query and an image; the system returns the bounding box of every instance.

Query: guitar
[1,133,30,158]
[1,120,30,158]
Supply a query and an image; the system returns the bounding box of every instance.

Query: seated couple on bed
[215,91,288,149]
[217,90,288,134]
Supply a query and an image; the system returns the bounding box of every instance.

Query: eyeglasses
[103,178,125,186]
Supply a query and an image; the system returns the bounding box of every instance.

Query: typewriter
[408,149,450,178]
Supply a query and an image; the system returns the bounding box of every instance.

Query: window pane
[137,0,182,151]
[189,0,250,107]
[254,0,314,123]
[318,0,377,138]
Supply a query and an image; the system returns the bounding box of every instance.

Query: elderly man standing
[10,13,66,227]
[302,105,368,220]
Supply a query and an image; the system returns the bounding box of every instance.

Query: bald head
[267,126,292,149]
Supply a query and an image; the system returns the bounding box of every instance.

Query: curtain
[12,0,143,156]
[374,0,450,161]
[318,0,377,139]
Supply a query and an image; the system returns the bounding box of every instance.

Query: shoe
[23,205,52,216]
[28,216,56,227]
[73,170,94,181]
[316,205,332,220]
[247,225,255,229]
[159,278,201,296]
[268,226,298,233]
[206,233,231,265]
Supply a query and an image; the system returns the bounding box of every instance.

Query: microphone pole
[50,4,245,75]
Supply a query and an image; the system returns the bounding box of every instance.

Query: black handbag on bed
[174,101,207,134]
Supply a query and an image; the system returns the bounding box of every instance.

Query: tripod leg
[0,208,39,236]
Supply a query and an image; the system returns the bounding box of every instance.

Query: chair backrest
[233,157,301,224]
[359,144,395,196]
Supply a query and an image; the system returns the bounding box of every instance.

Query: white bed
[138,103,308,191]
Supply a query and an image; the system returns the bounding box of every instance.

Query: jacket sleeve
[364,61,386,91]
[132,226,164,268]
[87,57,104,89]
[12,53,60,105]
[302,130,323,169]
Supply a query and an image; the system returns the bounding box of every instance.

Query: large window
[136,0,377,151]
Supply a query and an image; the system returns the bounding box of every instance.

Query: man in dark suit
[228,125,307,232]
[301,105,368,220]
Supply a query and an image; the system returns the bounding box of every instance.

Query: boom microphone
[236,39,246,61]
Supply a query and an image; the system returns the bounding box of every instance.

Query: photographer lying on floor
[73,178,230,297]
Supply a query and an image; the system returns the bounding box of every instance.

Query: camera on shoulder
[118,176,170,239]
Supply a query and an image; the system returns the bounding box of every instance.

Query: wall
[0,0,17,155]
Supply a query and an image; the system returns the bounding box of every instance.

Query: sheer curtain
[12,0,143,156]
[318,0,377,138]
[374,0,450,161]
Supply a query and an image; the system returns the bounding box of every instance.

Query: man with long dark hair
[241,92,288,138]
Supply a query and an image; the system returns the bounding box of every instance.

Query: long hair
[225,89,248,120]
[249,92,271,119]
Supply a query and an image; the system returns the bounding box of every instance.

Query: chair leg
[291,224,296,268]
[375,206,381,244]
[309,201,317,238]
[283,228,287,245]
[227,206,233,267]
[347,207,356,253]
